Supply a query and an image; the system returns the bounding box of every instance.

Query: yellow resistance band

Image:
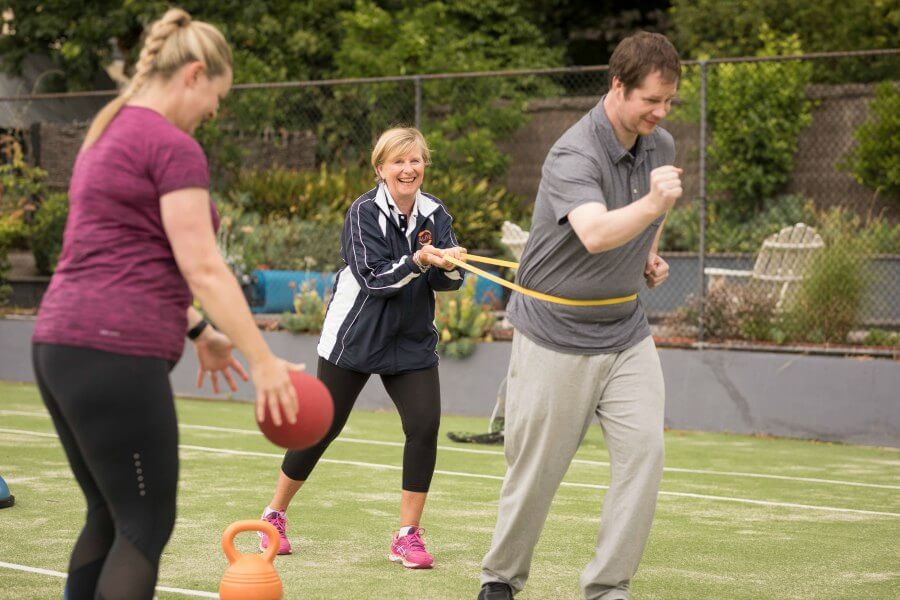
[443,254,637,307]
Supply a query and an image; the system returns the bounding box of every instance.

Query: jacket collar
[375,183,440,221]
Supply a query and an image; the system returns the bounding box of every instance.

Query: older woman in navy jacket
[258,127,466,569]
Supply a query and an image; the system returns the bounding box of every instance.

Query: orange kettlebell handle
[222,520,280,565]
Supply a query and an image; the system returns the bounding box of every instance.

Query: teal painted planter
[250,270,336,314]
[250,268,506,313]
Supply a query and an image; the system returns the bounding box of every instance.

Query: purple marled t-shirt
[33,106,219,362]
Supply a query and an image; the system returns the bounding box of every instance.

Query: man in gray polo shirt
[478,32,682,600]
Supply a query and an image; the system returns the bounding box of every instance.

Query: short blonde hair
[82,8,233,150]
[371,127,431,181]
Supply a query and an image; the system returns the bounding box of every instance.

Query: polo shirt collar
[593,94,657,165]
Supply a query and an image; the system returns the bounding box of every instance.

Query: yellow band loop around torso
[444,255,638,307]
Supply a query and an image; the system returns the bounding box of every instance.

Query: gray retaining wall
[2,318,897,447]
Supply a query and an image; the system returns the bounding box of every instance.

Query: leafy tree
[842,82,900,204]
[518,0,671,67]
[673,26,813,217]
[1,1,356,90]
[330,0,564,179]
[671,0,899,57]
[670,0,899,82]
[3,0,566,183]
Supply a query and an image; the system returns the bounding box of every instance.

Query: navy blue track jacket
[317,184,465,374]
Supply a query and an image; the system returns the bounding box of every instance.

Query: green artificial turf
[0,380,897,599]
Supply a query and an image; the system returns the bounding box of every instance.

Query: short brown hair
[608,32,681,94]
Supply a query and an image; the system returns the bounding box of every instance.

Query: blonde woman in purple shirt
[31,9,300,599]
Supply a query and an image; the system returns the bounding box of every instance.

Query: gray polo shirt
[507,96,675,354]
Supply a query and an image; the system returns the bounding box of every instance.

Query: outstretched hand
[193,328,249,393]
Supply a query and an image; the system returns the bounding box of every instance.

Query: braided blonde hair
[81,8,233,151]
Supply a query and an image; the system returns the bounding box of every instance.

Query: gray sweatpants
[481,332,665,600]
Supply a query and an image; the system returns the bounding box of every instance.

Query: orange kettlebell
[219,520,283,600]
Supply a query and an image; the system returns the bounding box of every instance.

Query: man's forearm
[572,196,661,254]
[650,212,667,255]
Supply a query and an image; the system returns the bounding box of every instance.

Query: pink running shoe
[258,511,292,555]
[389,527,433,569]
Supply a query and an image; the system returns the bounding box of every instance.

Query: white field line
[2,427,898,518]
[0,427,57,438]
[3,410,897,491]
[0,560,219,598]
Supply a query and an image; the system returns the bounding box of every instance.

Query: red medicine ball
[256,371,334,450]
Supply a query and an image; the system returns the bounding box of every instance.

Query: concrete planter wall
[2,318,897,447]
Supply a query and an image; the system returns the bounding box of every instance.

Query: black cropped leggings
[32,343,178,600]
[281,358,441,493]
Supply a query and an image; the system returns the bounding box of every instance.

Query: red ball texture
[256,371,334,450]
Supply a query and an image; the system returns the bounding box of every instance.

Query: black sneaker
[447,430,504,444]
[477,581,514,600]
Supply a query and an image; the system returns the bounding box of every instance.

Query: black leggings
[281,358,441,492]
[32,343,178,600]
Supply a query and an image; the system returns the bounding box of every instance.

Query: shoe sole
[389,553,433,569]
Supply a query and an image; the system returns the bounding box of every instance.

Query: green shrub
[783,208,869,344]
[842,82,900,205]
[0,137,49,303]
[661,195,816,253]
[673,27,813,219]
[784,246,867,344]
[0,218,18,305]
[662,196,898,256]
[29,192,69,274]
[426,172,527,251]
[862,329,899,348]
[662,283,781,343]
[280,283,328,334]
[0,139,46,212]
[434,278,495,359]
[0,137,46,251]
[670,0,899,84]
[859,215,900,255]
[331,0,564,182]
[195,121,246,191]
[229,165,371,224]
[222,213,345,273]
[228,165,527,253]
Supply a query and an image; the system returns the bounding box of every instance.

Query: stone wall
[35,122,87,189]
[499,84,889,217]
[32,122,317,190]
[220,127,317,171]
[786,83,885,213]
[498,97,701,203]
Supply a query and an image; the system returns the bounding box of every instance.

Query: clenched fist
[648,165,683,214]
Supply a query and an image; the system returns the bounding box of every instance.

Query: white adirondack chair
[500,220,530,261]
[704,223,825,310]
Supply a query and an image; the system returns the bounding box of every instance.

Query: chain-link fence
[1,49,898,350]
[682,50,900,350]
